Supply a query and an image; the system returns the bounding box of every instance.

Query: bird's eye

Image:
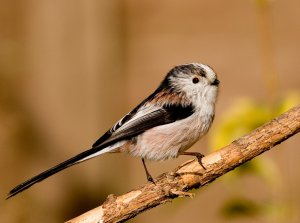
[192,77,199,84]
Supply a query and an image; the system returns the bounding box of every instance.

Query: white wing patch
[116,104,161,132]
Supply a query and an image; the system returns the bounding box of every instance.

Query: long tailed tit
[8,63,219,199]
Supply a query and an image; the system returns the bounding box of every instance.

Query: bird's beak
[211,79,220,86]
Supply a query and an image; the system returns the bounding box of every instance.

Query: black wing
[97,103,194,146]
[7,103,194,199]
[93,103,195,147]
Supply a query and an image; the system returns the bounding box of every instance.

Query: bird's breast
[129,109,214,161]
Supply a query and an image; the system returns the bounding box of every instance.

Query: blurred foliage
[210,93,300,151]
[208,0,300,219]
[221,197,260,218]
[209,93,299,222]
[221,197,294,221]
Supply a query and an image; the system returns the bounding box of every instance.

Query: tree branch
[66,104,300,223]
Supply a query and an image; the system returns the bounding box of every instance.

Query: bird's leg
[179,151,206,170]
[142,158,155,184]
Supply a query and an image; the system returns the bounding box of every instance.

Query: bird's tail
[7,145,114,199]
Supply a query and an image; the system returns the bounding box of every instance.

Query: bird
[7,62,219,199]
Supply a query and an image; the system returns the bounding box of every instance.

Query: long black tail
[7,145,108,199]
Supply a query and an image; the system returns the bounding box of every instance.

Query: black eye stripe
[192,77,199,84]
[199,70,206,77]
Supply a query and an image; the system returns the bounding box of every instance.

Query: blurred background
[1,0,300,222]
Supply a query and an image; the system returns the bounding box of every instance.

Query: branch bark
[67,104,300,223]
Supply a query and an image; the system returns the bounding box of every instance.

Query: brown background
[1,1,299,223]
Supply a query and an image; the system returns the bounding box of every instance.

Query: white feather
[75,141,126,163]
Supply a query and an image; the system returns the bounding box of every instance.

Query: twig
[66,104,300,223]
